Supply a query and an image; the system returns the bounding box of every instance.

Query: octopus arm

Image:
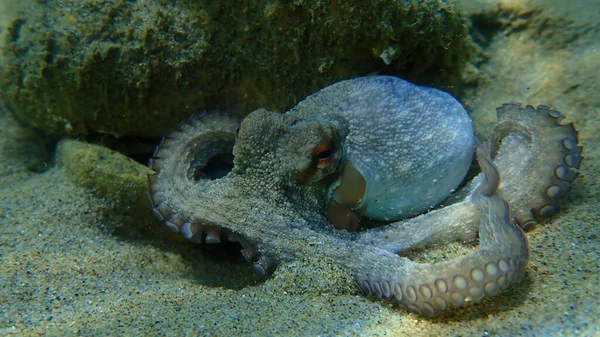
[147,112,260,255]
[356,103,582,253]
[490,104,582,228]
[353,144,528,316]
[351,103,581,316]
[356,201,481,253]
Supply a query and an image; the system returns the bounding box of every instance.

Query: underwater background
[0,0,598,336]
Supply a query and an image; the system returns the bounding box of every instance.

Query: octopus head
[232,108,349,195]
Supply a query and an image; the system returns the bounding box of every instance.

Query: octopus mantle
[147,76,582,316]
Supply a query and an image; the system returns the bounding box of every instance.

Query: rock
[0,0,472,138]
[0,112,50,183]
[55,138,151,219]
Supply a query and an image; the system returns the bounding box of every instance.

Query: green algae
[0,0,472,139]
[55,138,152,223]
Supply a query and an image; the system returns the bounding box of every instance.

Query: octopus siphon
[147,76,582,316]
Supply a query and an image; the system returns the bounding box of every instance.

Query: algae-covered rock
[55,138,151,219]
[0,112,50,183]
[0,0,472,139]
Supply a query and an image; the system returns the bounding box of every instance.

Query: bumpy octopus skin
[147,76,582,316]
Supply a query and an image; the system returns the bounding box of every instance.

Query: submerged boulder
[0,0,472,138]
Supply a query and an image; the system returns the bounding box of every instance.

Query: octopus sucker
[147,76,582,316]
[147,111,255,253]
[490,103,582,227]
[355,145,529,316]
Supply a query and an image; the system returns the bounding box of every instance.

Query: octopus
[147,76,582,316]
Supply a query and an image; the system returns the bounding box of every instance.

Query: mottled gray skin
[148,76,582,316]
[288,77,475,220]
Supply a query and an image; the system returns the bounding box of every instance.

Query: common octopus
[147,76,582,316]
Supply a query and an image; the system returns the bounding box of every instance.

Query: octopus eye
[314,144,332,162]
[234,127,240,139]
[296,142,338,184]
